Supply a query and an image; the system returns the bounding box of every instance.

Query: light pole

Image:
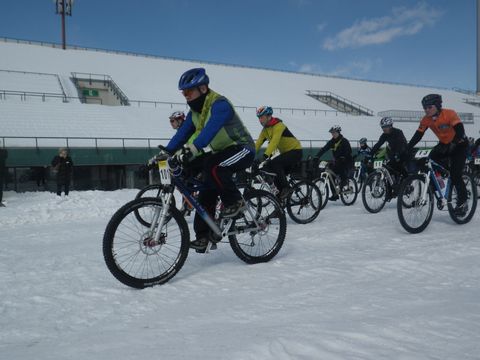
[55,0,74,50]
[477,0,480,94]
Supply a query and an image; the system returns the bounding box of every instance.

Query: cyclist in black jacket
[370,117,409,177]
[316,125,353,189]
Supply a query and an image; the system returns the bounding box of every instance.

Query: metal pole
[477,0,480,94]
[61,0,66,49]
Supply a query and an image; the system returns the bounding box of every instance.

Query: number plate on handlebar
[475,158,480,165]
[354,161,361,168]
[319,161,328,169]
[415,149,432,158]
[373,160,383,169]
[158,160,171,184]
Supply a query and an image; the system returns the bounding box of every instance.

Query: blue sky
[0,0,476,91]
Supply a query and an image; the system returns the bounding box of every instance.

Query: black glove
[175,144,198,165]
[252,158,261,168]
[157,144,168,153]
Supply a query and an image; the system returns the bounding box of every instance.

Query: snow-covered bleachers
[1,39,479,148]
[0,69,64,96]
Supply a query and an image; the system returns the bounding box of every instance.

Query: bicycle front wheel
[340,178,358,205]
[286,180,322,224]
[447,173,478,224]
[362,172,387,213]
[103,197,190,288]
[473,172,480,199]
[135,184,163,199]
[229,190,286,264]
[314,177,329,210]
[397,175,434,234]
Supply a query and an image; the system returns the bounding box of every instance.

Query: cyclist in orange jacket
[407,94,469,216]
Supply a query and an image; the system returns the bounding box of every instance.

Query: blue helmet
[256,106,273,117]
[178,68,209,90]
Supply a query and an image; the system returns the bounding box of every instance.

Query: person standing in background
[51,148,73,196]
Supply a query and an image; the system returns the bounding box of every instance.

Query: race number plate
[373,160,383,169]
[319,161,328,169]
[475,158,480,165]
[158,160,171,184]
[354,161,361,168]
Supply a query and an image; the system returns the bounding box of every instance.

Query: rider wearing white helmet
[316,125,353,191]
[169,111,185,130]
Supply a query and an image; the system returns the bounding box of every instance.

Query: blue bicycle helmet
[256,106,273,117]
[178,68,210,90]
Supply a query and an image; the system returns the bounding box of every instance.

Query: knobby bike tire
[314,177,329,210]
[229,189,286,264]
[397,174,434,234]
[286,180,322,224]
[340,178,358,206]
[103,197,190,289]
[447,173,478,224]
[362,172,387,213]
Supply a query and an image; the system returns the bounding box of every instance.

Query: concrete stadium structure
[1,38,480,191]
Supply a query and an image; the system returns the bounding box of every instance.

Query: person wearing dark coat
[51,148,73,196]
[370,117,409,177]
[316,125,353,188]
[0,147,8,206]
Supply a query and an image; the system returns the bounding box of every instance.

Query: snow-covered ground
[1,189,479,359]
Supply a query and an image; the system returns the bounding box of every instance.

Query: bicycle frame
[371,160,395,187]
[417,158,452,207]
[154,158,263,249]
[318,166,339,196]
[245,167,279,195]
[353,161,370,185]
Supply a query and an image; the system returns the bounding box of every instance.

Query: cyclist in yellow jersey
[255,106,303,199]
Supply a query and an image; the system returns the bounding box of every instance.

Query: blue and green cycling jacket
[166,90,254,154]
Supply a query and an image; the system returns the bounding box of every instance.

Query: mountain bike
[244,162,322,224]
[103,154,287,288]
[396,149,477,234]
[313,161,358,209]
[466,157,480,198]
[135,182,194,218]
[352,159,371,192]
[361,159,408,213]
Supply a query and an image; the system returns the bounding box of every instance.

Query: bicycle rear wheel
[397,175,434,234]
[103,197,190,288]
[447,173,478,224]
[362,172,387,213]
[286,180,322,224]
[229,190,286,264]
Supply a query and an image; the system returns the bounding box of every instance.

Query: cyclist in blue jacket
[165,68,255,251]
